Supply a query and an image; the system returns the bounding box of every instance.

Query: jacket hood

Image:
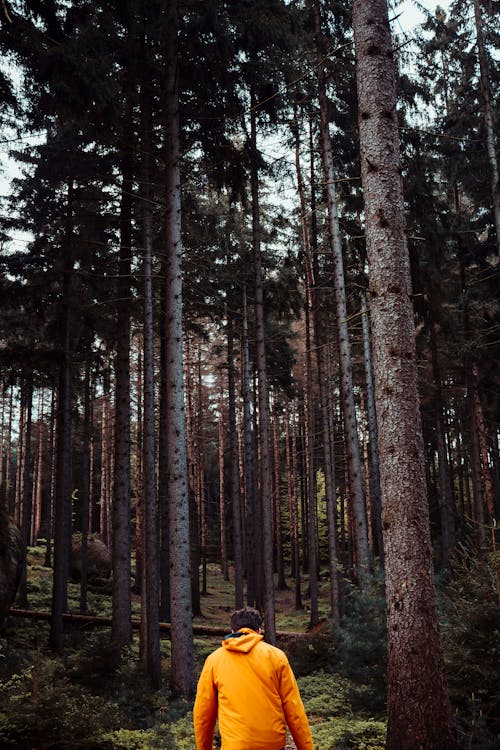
[222,627,263,654]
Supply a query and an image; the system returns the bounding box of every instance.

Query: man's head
[230,607,263,633]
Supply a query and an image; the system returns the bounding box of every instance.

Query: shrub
[440,549,500,748]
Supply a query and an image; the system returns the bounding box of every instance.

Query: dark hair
[230,607,263,632]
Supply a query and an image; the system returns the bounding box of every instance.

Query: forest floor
[1,544,498,749]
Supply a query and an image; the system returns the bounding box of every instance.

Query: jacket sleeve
[193,656,218,750]
[278,656,314,750]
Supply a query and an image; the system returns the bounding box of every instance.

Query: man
[193,607,314,750]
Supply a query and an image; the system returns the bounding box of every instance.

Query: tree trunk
[111,66,134,647]
[140,37,161,687]
[304,296,319,627]
[44,388,56,568]
[313,0,370,586]
[242,286,256,606]
[429,316,456,568]
[228,315,244,608]
[272,416,286,591]
[287,401,302,610]
[361,293,383,562]
[473,0,500,257]
[218,384,229,581]
[471,363,500,603]
[298,106,340,623]
[134,342,143,595]
[250,95,276,644]
[80,360,91,614]
[49,181,74,653]
[352,2,457,746]
[17,380,33,608]
[164,0,195,698]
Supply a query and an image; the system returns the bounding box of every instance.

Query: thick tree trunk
[250,96,276,644]
[352,2,457,747]
[164,0,195,698]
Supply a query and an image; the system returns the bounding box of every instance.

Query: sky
[0,0,453,251]
[395,0,451,32]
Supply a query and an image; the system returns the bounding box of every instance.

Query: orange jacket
[193,628,314,750]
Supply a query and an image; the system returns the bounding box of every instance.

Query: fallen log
[7,607,307,639]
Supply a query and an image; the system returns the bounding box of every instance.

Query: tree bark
[313,0,370,586]
[228,315,244,608]
[250,94,276,644]
[80,360,91,614]
[352,2,457,747]
[17,380,33,608]
[49,180,74,653]
[218,384,229,581]
[242,286,256,607]
[111,54,135,647]
[140,35,161,686]
[164,0,195,698]
[473,0,500,257]
[361,293,383,562]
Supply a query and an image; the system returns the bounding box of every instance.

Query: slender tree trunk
[429,317,456,567]
[44,388,56,568]
[298,107,340,623]
[134,343,143,594]
[218,385,229,581]
[33,394,45,546]
[17,380,33,607]
[158,293,171,622]
[242,286,256,606]
[352,2,457,746]
[184,338,201,616]
[361,293,383,562]
[196,346,208,597]
[5,389,13,516]
[164,0,195,697]
[272,416,286,590]
[140,37,161,686]
[14,396,24,526]
[473,0,500,256]
[49,181,74,653]
[80,360,91,614]
[304,296,319,627]
[313,0,370,586]
[287,401,302,610]
[250,95,276,643]
[99,371,111,544]
[228,315,244,608]
[112,71,134,647]
[471,363,500,603]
